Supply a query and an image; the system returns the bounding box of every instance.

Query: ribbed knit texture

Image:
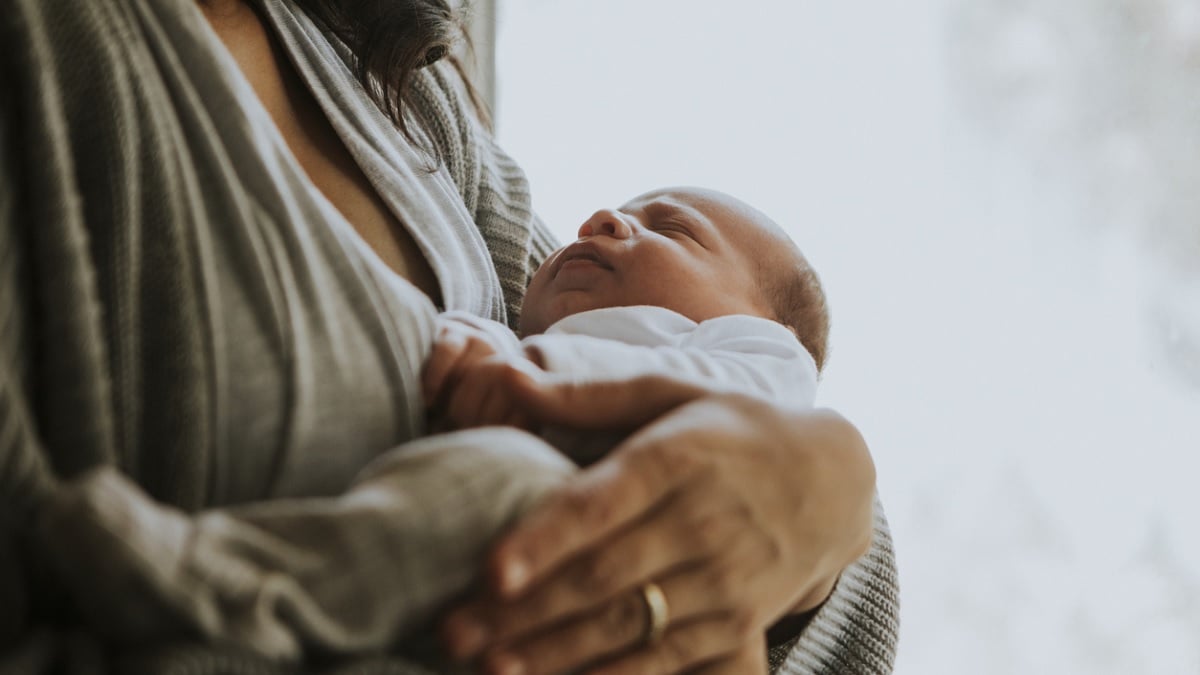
[770,496,900,674]
[408,63,541,326]
[0,0,899,672]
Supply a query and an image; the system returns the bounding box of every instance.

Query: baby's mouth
[555,242,613,277]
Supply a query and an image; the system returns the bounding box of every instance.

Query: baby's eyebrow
[635,200,715,250]
[640,200,707,227]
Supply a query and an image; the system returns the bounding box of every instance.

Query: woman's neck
[197,0,251,25]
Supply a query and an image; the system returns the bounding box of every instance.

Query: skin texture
[519,187,803,337]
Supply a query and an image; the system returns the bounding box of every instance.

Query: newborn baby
[424,186,830,459]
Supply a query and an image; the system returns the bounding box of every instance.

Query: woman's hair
[290,0,487,139]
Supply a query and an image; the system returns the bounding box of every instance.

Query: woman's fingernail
[500,558,529,595]
[446,615,489,660]
[489,652,526,675]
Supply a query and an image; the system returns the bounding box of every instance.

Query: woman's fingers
[685,640,768,675]
[421,325,466,403]
[445,372,488,428]
[445,511,771,668]
[485,610,751,675]
[479,590,649,675]
[582,620,758,675]
[440,358,713,433]
[510,374,710,431]
[424,327,498,410]
[444,397,877,675]
[448,487,735,650]
[486,437,702,598]
[444,566,692,664]
[444,358,541,429]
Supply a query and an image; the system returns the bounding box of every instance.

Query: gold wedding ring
[639,581,670,645]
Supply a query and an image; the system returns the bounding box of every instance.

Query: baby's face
[520,187,790,336]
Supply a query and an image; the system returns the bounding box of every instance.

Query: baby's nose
[577,209,633,239]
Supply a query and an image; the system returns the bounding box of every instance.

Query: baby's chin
[520,291,608,336]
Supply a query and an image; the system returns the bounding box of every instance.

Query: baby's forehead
[625,187,792,251]
[622,186,746,218]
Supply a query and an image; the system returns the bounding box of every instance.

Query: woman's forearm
[785,409,876,615]
[772,492,900,674]
[442,392,894,675]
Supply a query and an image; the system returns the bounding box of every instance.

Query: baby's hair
[765,257,830,372]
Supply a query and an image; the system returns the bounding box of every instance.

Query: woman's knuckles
[486,559,625,643]
[563,486,619,533]
[490,629,592,675]
[482,575,601,641]
[600,590,646,638]
[687,513,729,554]
[504,592,650,675]
[568,552,623,600]
[676,504,740,551]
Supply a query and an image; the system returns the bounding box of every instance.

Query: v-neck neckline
[186,0,507,321]
[191,0,455,306]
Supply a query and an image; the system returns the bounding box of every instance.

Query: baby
[424,186,830,458]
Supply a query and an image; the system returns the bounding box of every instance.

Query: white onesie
[443,305,818,408]
[439,304,819,465]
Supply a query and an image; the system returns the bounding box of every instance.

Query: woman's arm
[414,61,900,673]
[769,493,899,673]
[440,379,898,674]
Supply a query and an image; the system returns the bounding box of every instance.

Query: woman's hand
[423,319,544,430]
[422,318,505,408]
[440,379,877,675]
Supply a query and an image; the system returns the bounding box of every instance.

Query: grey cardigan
[0,0,899,672]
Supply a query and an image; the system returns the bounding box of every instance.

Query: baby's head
[520,187,830,370]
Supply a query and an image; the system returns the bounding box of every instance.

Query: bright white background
[491,1,1200,673]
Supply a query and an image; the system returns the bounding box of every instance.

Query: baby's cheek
[518,286,550,336]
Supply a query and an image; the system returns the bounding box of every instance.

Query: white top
[442,305,818,408]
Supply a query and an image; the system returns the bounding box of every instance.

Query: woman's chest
[201,0,441,304]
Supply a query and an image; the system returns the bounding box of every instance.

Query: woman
[0,0,898,673]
